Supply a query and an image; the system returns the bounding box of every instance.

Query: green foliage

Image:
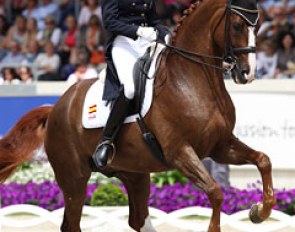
[151,170,189,187]
[19,162,34,170]
[90,184,128,206]
[284,199,295,215]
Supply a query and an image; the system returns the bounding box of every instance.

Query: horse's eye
[233,22,244,32]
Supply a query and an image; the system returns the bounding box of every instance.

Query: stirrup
[97,140,116,165]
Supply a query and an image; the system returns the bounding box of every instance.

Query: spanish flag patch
[88,104,97,114]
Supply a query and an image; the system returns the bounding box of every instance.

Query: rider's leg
[92,88,130,168]
[92,36,145,168]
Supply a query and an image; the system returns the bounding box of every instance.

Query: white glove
[164,34,171,45]
[136,26,157,42]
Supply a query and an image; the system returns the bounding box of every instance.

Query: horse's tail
[0,106,53,183]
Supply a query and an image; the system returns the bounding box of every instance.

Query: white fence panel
[1,205,295,232]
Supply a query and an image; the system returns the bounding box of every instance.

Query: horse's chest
[196,114,232,152]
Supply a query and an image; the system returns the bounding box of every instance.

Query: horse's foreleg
[117,172,156,232]
[174,145,223,232]
[214,136,276,223]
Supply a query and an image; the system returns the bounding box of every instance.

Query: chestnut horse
[0,0,276,231]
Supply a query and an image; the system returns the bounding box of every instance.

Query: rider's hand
[136,27,157,42]
[164,34,171,45]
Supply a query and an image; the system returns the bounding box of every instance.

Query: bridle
[164,0,259,73]
[224,0,258,64]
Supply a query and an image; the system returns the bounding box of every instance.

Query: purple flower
[1,181,294,215]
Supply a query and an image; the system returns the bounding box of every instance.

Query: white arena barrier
[0,205,295,232]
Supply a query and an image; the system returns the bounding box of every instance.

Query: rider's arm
[101,0,139,40]
[147,2,170,42]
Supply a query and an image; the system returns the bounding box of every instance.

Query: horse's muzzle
[231,62,255,84]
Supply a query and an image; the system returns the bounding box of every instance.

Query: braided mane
[172,1,203,43]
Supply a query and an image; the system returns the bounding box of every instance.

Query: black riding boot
[92,91,130,169]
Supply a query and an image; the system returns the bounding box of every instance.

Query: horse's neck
[172,4,224,92]
[170,1,231,111]
[173,1,223,56]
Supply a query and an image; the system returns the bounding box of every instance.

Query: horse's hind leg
[213,136,276,223]
[173,145,223,232]
[50,155,91,232]
[59,177,89,232]
[117,172,156,232]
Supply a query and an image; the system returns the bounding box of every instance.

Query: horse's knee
[256,153,272,172]
[207,183,224,206]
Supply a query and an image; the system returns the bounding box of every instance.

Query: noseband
[165,0,259,72]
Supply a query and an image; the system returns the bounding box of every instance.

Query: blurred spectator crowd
[0,0,294,85]
[257,0,295,79]
[0,0,106,85]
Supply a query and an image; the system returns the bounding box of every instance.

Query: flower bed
[1,181,295,215]
[2,163,295,215]
[6,162,105,184]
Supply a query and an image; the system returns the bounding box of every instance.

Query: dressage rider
[92,0,170,168]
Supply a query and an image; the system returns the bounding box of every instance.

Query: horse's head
[214,0,259,84]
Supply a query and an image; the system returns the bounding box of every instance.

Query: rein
[165,43,227,71]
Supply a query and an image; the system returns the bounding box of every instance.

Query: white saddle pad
[82,43,165,129]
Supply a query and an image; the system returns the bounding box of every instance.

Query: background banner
[0,96,59,138]
[232,92,295,169]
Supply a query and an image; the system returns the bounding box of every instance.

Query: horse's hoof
[249,203,264,224]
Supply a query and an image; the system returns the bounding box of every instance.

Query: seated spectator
[0,67,21,85]
[11,0,27,22]
[0,14,8,42]
[58,14,78,66]
[272,0,295,15]
[258,6,289,43]
[258,0,276,14]
[39,0,60,29]
[1,40,24,65]
[2,15,26,49]
[34,41,61,81]
[67,58,99,86]
[78,0,102,29]
[58,0,75,30]
[21,39,40,65]
[37,15,62,50]
[17,66,34,84]
[290,13,295,36]
[167,3,182,29]
[0,15,8,60]
[0,3,4,16]
[275,31,295,78]
[285,0,295,16]
[81,14,105,66]
[22,0,44,30]
[257,39,278,79]
[22,17,38,54]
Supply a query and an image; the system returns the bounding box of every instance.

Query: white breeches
[112,35,151,99]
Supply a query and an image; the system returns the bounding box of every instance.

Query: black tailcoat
[101,0,169,101]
